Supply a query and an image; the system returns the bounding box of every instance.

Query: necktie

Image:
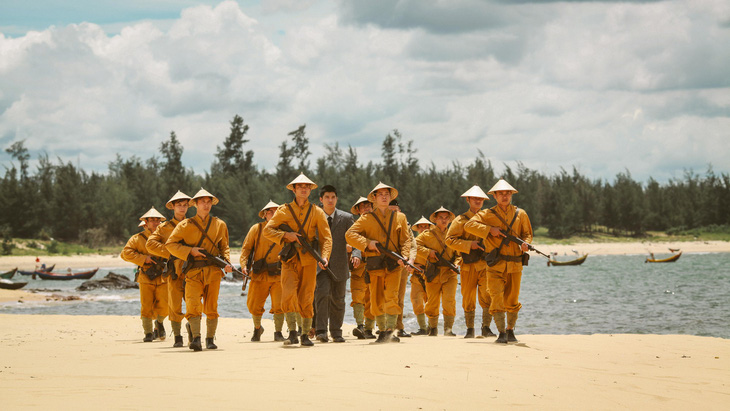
[328,216,333,228]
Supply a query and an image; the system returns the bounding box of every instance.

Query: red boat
[34,268,99,281]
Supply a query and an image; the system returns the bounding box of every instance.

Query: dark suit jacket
[318,208,360,281]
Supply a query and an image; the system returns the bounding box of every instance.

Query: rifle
[499,230,550,259]
[278,224,337,282]
[437,254,461,274]
[199,249,251,290]
[145,256,167,280]
[375,243,424,273]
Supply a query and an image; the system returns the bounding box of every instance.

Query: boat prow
[547,254,588,266]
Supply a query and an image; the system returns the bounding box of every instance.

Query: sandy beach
[0,314,726,410]
[1,240,728,272]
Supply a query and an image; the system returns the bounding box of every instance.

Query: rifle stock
[499,230,550,259]
[375,243,423,273]
[278,224,337,282]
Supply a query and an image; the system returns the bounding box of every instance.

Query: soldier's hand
[351,257,361,269]
[489,227,505,238]
[406,258,415,273]
[318,258,329,270]
[429,250,438,260]
[346,244,353,253]
[283,231,302,244]
[520,243,529,252]
[224,264,233,273]
[367,241,380,253]
[241,266,249,276]
[190,247,204,257]
[144,256,153,265]
[471,241,484,250]
[397,259,405,267]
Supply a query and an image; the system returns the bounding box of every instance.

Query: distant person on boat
[446,185,496,339]
[120,207,169,343]
[146,191,192,348]
[464,179,534,344]
[240,200,284,342]
[166,188,233,352]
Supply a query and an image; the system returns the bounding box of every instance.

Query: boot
[142,317,154,339]
[412,328,429,336]
[251,326,264,342]
[481,325,497,337]
[205,337,217,350]
[186,322,193,348]
[155,321,166,341]
[283,330,299,345]
[152,328,159,340]
[363,329,377,339]
[443,316,456,336]
[190,336,202,351]
[173,335,184,347]
[464,328,475,339]
[397,329,412,338]
[300,334,314,347]
[206,318,218,340]
[274,331,285,342]
[428,327,438,336]
[273,313,285,336]
[495,332,508,344]
[143,333,154,342]
[506,329,518,343]
[375,330,395,344]
[427,316,438,336]
[353,324,366,339]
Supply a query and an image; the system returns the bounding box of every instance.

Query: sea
[3,252,729,339]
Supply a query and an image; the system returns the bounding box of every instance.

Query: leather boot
[300,334,314,347]
[173,335,184,347]
[363,328,377,339]
[186,322,193,348]
[464,328,475,339]
[375,330,393,344]
[495,332,508,344]
[205,337,217,350]
[389,331,400,343]
[143,333,154,342]
[190,336,202,351]
[155,321,166,341]
[353,324,366,339]
[443,316,456,336]
[481,325,497,337]
[506,329,518,343]
[428,327,438,336]
[397,329,412,338]
[251,326,264,342]
[274,331,285,342]
[412,328,429,336]
[284,330,299,345]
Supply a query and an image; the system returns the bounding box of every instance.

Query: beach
[2,240,728,272]
[0,314,727,409]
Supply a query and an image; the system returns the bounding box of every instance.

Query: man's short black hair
[389,199,399,206]
[319,185,337,198]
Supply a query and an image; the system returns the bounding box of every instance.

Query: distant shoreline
[1,240,728,271]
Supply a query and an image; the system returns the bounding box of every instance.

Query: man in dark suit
[314,185,360,343]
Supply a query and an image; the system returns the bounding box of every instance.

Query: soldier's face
[358,202,373,214]
[434,212,450,230]
[146,218,161,231]
[196,197,213,214]
[173,200,189,216]
[374,189,391,208]
[294,184,312,199]
[466,196,485,209]
[264,208,276,221]
[494,191,513,207]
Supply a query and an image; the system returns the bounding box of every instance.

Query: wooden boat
[0,280,27,290]
[35,268,99,281]
[0,268,17,279]
[18,264,55,276]
[646,251,682,263]
[548,254,588,266]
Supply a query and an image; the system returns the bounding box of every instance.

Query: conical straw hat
[350,196,371,215]
[412,216,434,232]
[460,185,489,199]
[286,173,318,191]
[258,200,280,219]
[189,188,219,206]
[139,207,166,221]
[165,190,192,210]
[429,206,455,224]
[367,182,398,202]
[138,221,146,227]
[487,179,518,195]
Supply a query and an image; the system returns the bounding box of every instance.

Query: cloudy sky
[1,0,728,183]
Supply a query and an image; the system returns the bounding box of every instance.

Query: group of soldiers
[121,173,533,351]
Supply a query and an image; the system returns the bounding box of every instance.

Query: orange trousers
[424,267,458,318]
[166,274,185,323]
[247,274,283,316]
[410,274,427,316]
[460,262,490,313]
[367,267,402,317]
[184,267,222,319]
[139,274,168,320]
[280,258,317,318]
[487,266,522,314]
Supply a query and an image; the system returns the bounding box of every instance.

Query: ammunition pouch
[251,259,267,274]
[461,248,485,265]
[267,262,282,276]
[522,253,530,266]
[143,265,164,281]
[278,242,297,263]
[424,263,438,282]
[366,255,385,271]
[485,249,500,267]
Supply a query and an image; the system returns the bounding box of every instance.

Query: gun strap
[371,210,396,252]
[286,203,312,240]
[489,207,520,255]
[189,216,217,255]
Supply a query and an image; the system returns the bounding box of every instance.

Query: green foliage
[2,114,729,244]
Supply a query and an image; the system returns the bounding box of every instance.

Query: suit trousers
[314,272,347,336]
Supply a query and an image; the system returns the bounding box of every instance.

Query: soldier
[121,207,169,342]
[241,200,285,342]
[445,185,496,339]
[263,173,332,347]
[166,188,233,351]
[417,207,460,336]
[345,182,412,343]
[410,216,433,335]
[349,197,377,340]
[388,199,417,339]
[146,191,192,347]
[464,179,533,344]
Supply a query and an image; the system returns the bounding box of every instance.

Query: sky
[1,0,729,183]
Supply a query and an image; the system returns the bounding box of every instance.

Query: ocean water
[2,252,728,339]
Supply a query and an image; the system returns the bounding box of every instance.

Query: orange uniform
[146,218,185,326]
[240,221,283,317]
[416,225,459,331]
[121,229,169,323]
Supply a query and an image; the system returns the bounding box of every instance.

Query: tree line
[2,115,729,246]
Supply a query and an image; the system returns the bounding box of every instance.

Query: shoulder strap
[189,216,217,253]
[286,203,313,238]
[139,232,149,241]
[371,211,397,252]
[490,207,520,233]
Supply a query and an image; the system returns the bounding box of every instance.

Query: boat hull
[646,252,682,263]
[548,254,588,266]
[35,268,98,281]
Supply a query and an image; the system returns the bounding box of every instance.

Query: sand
[1,240,728,272]
[0,314,727,410]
